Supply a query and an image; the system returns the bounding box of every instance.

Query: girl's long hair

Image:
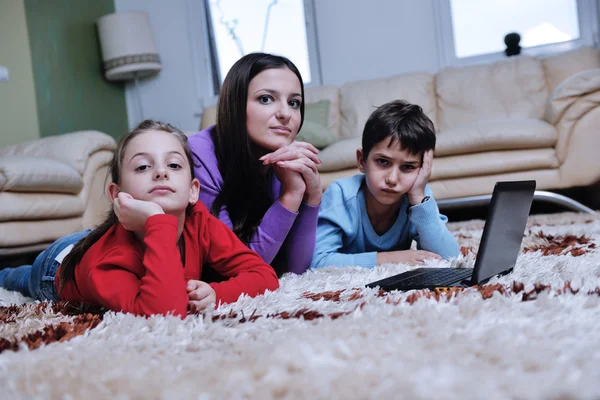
[58,120,196,292]
[210,53,305,243]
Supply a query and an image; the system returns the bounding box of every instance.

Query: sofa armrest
[200,105,217,130]
[0,130,116,175]
[0,156,83,194]
[81,151,113,229]
[546,68,600,124]
[549,68,600,164]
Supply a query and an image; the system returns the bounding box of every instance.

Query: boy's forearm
[312,251,377,269]
[409,198,460,259]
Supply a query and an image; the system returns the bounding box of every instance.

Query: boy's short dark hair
[361,100,436,159]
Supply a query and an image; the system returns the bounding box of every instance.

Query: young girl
[189,53,322,276]
[0,120,279,317]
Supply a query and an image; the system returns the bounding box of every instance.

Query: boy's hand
[377,249,442,265]
[113,192,164,232]
[408,150,433,205]
[187,280,216,313]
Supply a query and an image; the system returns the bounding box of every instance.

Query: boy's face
[357,137,422,206]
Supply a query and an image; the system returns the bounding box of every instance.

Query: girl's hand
[377,250,442,266]
[187,280,216,313]
[408,150,433,205]
[113,192,164,232]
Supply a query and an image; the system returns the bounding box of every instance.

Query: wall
[0,0,40,147]
[115,0,211,132]
[24,0,128,140]
[114,0,441,131]
[314,0,440,85]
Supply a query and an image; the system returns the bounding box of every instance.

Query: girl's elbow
[267,277,280,292]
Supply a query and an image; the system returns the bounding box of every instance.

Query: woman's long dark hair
[210,53,305,243]
[58,120,197,292]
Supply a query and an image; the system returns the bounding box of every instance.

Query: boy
[310,100,459,269]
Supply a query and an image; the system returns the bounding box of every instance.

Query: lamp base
[106,62,161,81]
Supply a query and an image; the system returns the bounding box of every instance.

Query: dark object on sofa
[504,32,522,56]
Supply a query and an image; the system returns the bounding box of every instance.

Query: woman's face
[246,67,303,152]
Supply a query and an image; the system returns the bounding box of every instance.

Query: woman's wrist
[279,191,304,212]
[303,190,322,206]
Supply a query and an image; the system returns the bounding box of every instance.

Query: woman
[188,53,322,275]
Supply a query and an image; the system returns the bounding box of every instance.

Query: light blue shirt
[310,174,460,268]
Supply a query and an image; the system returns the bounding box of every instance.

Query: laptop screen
[471,181,535,284]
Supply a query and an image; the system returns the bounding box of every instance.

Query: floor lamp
[97,11,161,123]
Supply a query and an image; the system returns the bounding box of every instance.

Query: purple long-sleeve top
[187,127,318,274]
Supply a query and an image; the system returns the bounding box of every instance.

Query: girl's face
[109,130,199,214]
[246,67,303,152]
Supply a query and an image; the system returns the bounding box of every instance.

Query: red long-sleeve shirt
[55,202,279,317]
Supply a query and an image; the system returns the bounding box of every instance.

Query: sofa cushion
[0,216,83,248]
[318,137,361,172]
[436,55,548,131]
[0,156,83,194]
[429,169,561,200]
[340,72,437,139]
[296,100,338,149]
[435,119,557,157]
[431,148,559,181]
[304,85,342,138]
[297,120,338,149]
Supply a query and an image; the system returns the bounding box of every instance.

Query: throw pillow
[296,100,338,149]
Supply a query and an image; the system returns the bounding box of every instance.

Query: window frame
[202,0,322,94]
[433,0,600,68]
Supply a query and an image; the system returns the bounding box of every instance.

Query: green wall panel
[24,0,128,140]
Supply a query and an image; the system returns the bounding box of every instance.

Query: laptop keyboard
[398,268,473,287]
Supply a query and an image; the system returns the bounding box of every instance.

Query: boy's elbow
[309,254,327,269]
[442,242,461,259]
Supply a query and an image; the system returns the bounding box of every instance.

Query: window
[434,0,599,67]
[204,0,321,93]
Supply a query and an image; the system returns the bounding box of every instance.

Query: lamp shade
[97,12,161,81]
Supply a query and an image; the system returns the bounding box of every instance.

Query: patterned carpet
[1,211,600,399]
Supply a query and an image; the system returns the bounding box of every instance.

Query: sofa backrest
[199,47,600,138]
[435,46,600,132]
[542,46,600,94]
[339,72,437,139]
[436,55,549,131]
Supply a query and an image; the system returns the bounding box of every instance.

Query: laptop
[365,180,536,291]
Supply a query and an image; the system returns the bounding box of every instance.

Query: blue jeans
[0,230,91,301]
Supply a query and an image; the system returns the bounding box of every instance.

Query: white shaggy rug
[1,211,600,399]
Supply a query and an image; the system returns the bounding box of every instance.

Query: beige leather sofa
[0,131,116,256]
[200,46,600,206]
